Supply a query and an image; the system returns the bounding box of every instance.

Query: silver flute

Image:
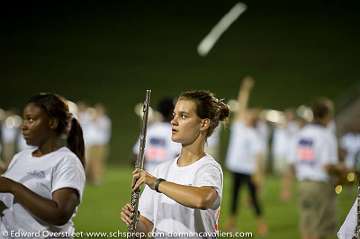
[128,90,151,238]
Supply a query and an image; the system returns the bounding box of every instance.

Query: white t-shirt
[273,122,300,160]
[225,122,264,174]
[272,122,300,172]
[84,123,98,147]
[256,120,270,150]
[272,126,288,160]
[328,120,337,135]
[0,147,85,237]
[139,154,223,238]
[90,115,112,146]
[288,124,338,182]
[78,110,95,147]
[340,133,360,169]
[133,122,181,173]
[338,199,357,239]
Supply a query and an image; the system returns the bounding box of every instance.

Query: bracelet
[154,178,165,193]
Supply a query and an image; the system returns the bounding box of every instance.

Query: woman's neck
[33,138,66,157]
[178,134,206,166]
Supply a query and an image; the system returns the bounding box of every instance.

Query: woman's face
[22,103,52,147]
[171,99,205,145]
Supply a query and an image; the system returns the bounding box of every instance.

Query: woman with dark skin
[0,93,85,235]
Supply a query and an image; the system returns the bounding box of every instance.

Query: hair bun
[216,99,230,121]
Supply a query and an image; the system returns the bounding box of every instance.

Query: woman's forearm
[157,181,217,209]
[11,182,77,225]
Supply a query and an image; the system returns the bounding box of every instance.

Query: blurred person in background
[205,124,222,160]
[224,76,268,235]
[339,122,360,172]
[256,112,271,169]
[133,97,180,173]
[272,114,288,175]
[0,93,85,235]
[85,103,111,185]
[77,101,91,128]
[272,109,301,201]
[77,101,93,153]
[272,109,299,176]
[280,106,312,201]
[288,97,346,239]
[16,133,34,152]
[1,110,21,168]
[121,90,229,237]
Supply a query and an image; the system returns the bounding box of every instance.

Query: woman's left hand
[0,176,17,193]
[132,169,156,192]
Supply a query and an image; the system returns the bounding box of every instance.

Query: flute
[128,90,151,238]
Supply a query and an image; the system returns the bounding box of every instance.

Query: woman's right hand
[120,203,135,226]
[132,169,156,192]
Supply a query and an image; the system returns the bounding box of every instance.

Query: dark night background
[1,0,359,163]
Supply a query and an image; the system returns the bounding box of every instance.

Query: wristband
[154,178,165,193]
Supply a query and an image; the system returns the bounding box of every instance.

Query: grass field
[74,166,356,238]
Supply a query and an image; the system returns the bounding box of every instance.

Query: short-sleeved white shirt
[338,199,357,239]
[78,111,96,147]
[272,126,289,160]
[272,122,300,160]
[328,120,337,135]
[133,122,181,173]
[225,122,264,174]
[256,120,270,149]
[288,124,338,182]
[89,115,111,146]
[0,147,85,236]
[139,154,223,238]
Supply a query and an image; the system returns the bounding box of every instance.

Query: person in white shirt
[205,125,221,160]
[340,127,360,171]
[121,90,229,238]
[280,110,310,202]
[224,76,267,235]
[256,117,270,163]
[1,111,21,167]
[133,98,180,173]
[288,97,345,239]
[272,109,300,175]
[85,103,111,185]
[0,93,86,237]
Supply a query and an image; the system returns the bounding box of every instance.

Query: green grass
[74,166,355,238]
